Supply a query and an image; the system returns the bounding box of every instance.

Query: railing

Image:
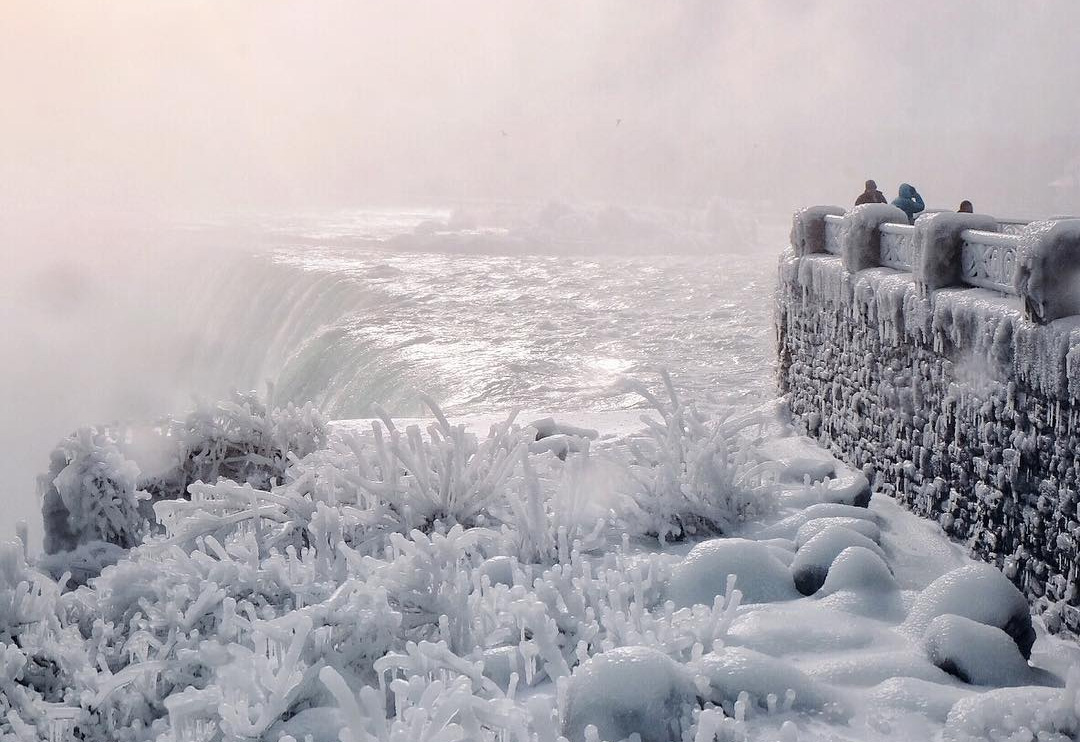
[959,230,1021,294]
[823,214,843,256]
[879,223,916,271]
[793,206,1080,322]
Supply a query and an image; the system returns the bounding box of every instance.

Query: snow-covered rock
[922,613,1037,687]
[560,646,697,742]
[905,564,1035,659]
[666,538,797,607]
[790,525,886,596]
[818,546,897,595]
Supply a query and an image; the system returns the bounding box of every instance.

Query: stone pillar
[791,205,844,257]
[1015,219,1080,323]
[840,204,909,272]
[913,212,998,293]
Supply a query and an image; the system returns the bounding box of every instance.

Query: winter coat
[855,188,887,206]
[891,183,925,223]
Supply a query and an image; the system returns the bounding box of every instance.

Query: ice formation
[6,373,1078,742]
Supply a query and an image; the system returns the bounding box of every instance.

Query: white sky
[2,0,1079,215]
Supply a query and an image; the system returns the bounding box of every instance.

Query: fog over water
[3,1,1080,540]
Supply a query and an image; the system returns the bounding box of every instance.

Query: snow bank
[754,503,879,541]
[904,564,1035,659]
[666,538,797,607]
[561,646,697,742]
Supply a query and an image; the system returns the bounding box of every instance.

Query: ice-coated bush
[620,373,779,543]
[39,392,327,573]
[39,427,148,555]
[147,391,327,500]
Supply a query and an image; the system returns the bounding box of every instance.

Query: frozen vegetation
[4,378,1079,742]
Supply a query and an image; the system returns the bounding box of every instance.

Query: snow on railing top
[795,205,1080,322]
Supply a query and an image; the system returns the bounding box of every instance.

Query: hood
[898,183,916,198]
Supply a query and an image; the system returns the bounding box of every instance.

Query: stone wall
[777,206,1080,633]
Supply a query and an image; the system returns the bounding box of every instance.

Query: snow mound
[666,538,797,607]
[794,516,881,547]
[904,564,1035,659]
[561,646,697,742]
[791,526,886,596]
[923,614,1038,687]
[754,503,879,541]
[818,546,897,595]
[694,646,848,719]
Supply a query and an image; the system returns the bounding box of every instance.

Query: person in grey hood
[891,183,925,223]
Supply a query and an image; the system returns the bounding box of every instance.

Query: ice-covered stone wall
[777,205,1080,633]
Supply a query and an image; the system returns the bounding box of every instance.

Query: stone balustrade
[795,206,1080,322]
[778,205,1080,634]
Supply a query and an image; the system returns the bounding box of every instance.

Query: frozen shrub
[147,391,327,500]
[39,427,148,554]
[621,373,779,543]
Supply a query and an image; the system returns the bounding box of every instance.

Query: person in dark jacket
[891,183,925,223]
[958,200,973,213]
[855,179,888,206]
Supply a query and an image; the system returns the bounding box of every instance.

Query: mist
[3,0,1080,543]
[3,1,1079,216]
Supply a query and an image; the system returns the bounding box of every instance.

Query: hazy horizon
[3,1,1080,218]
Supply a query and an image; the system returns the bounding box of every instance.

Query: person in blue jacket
[891,183,925,223]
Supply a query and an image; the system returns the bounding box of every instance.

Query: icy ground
[7,388,1080,742]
